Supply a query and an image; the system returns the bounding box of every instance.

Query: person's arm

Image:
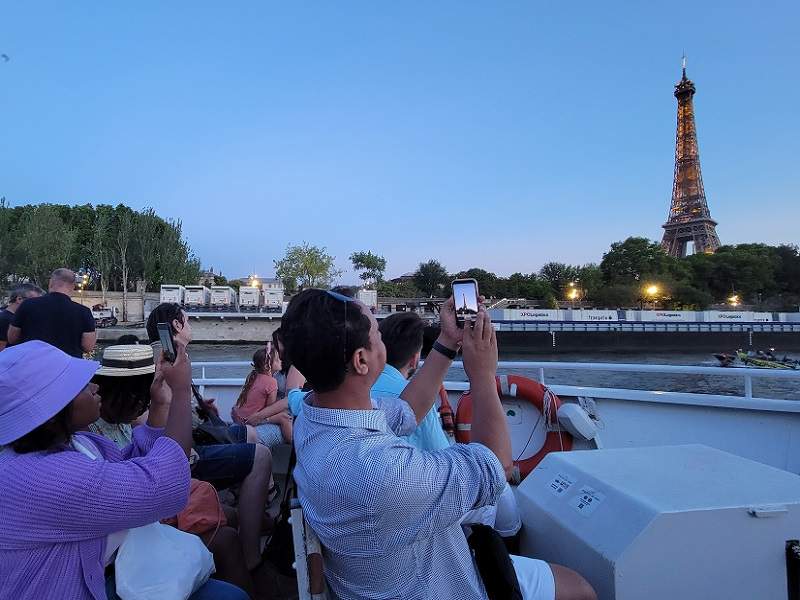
[400,296,462,423]
[146,366,172,428]
[81,331,97,354]
[461,311,512,474]
[158,342,194,458]
[246,398,288,425]
[6,324,21,345]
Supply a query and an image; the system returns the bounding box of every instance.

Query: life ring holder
[454,374,573,482]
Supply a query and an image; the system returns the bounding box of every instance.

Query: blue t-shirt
[372,364,451,451]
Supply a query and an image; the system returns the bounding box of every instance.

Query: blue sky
[2,2,798,283]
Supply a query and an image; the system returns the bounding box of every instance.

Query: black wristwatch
[432,340,458,360]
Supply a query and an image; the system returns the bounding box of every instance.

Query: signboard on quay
[574,310,617,322]
[704,311,754,322]
[500,309,562,321]
[639,311,693,322]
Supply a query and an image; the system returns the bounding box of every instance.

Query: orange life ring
[454,374,573,480]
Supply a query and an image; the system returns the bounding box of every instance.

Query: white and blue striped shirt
[293,393,506,600]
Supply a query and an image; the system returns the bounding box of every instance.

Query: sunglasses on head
[325,290,354,303]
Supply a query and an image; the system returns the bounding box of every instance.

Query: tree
[89,205,115,300]
[113,206,136,321]
[274,242,342,290]
[593,284,639,308]
[600,237,676,284]
[14,204,77,286]
[350,251,387,287]
[0,198,12,283]
[452,268,499,298]
[377,280,421,298]
[539,262,578,297]
[414,260,449,298]
[576,263,603,300]
[669,283,713,310]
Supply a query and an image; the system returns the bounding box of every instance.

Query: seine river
[188,345,800,401]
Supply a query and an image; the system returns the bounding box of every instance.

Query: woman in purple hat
[0,340,248,600]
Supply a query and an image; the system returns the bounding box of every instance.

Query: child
[232,348,292,447]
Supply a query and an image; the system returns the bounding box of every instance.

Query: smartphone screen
[452,279,479,328]
[156,322,176,362]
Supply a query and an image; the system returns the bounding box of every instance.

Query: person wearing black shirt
[0,284,44,351]
[7,269,97,358]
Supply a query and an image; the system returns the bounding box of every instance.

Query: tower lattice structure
[661,60,720,258]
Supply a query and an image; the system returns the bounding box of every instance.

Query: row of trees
[273,238,800,310]
[0,201,201,319]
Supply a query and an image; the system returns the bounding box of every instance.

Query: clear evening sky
[1,2,798,283]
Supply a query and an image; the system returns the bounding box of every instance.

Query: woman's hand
[150,357,173,409]
[159,341,192,395]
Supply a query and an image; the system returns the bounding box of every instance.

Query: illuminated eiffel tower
[660,58,721,258]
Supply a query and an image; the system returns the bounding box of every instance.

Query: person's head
[281,289,385,393]
[146,303,192,346]
[116,334,141,345]
[272,328,288,373]
[49,268,76,294]
[5,283,44,312]
[0,341,101,453]
[378,312,425,378]
[92,345,155,424]
[235,347,271,407]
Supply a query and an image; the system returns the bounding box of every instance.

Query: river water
[189,345,800,401]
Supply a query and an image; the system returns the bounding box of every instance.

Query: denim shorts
[193,442,255,490]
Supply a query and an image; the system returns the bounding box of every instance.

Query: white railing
[192,360,800,400]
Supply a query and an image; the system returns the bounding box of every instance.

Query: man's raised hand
[462,310,498,387]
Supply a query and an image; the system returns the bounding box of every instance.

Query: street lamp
[728,294,740,308]
[642,284,660,309]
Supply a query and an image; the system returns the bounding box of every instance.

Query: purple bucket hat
[0,340,99,445]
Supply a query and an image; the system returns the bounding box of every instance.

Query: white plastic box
[516,444,800,600]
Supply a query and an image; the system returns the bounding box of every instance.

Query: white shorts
[510,554,556,600]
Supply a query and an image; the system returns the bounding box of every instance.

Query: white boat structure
[194,360,800,600]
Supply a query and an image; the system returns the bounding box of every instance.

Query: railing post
[202,366,206,380]
[744,374,753,399]
[538,367,545,385]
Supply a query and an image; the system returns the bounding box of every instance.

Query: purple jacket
[0,425,190,600]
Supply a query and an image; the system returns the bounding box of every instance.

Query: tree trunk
[121,261,128,322]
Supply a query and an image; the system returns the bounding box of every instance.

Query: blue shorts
[193,441,255,490]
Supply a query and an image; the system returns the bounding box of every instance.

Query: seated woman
[232,348,292,447]
[146,302,272,572]
[0,340,247,600]
[90,344,259,598]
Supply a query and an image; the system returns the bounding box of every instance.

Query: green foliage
[350,251,387,286]
[593,284,639,308]
[601,237,677,284]
[0,202,202,293]
[274,242,342,290]
[538,262,579,297]
[414,259,449,297]
[668,283,714,310]
[452,268,499,297]
[377,280,422,298]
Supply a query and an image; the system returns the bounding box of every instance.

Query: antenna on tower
[681,53,687,78]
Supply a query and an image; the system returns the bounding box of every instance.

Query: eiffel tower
[661,58,721,258]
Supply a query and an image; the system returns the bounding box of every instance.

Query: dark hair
[379,312,425,369]
[146,303,185,342]
[272,328,292,374]
[116,334,141,345]
[8,283,44,303]
[236,348,269,408]
[10,404,73,453]
[330,285,358,298]
[281,289,371,393]
[93,373,153,424]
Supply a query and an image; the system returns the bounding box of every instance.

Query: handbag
[114,521,216,600]
[263,441,297,577]
[191,385,235,446]
[163,479,227,539]
[467,523,523,600]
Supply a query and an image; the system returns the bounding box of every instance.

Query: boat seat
[290,498,329,600]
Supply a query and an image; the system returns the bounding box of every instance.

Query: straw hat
[0,341,99,445]
[95,345,155,377]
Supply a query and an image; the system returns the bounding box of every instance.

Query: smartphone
[452,278,480,328]
[156,322,176,363]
